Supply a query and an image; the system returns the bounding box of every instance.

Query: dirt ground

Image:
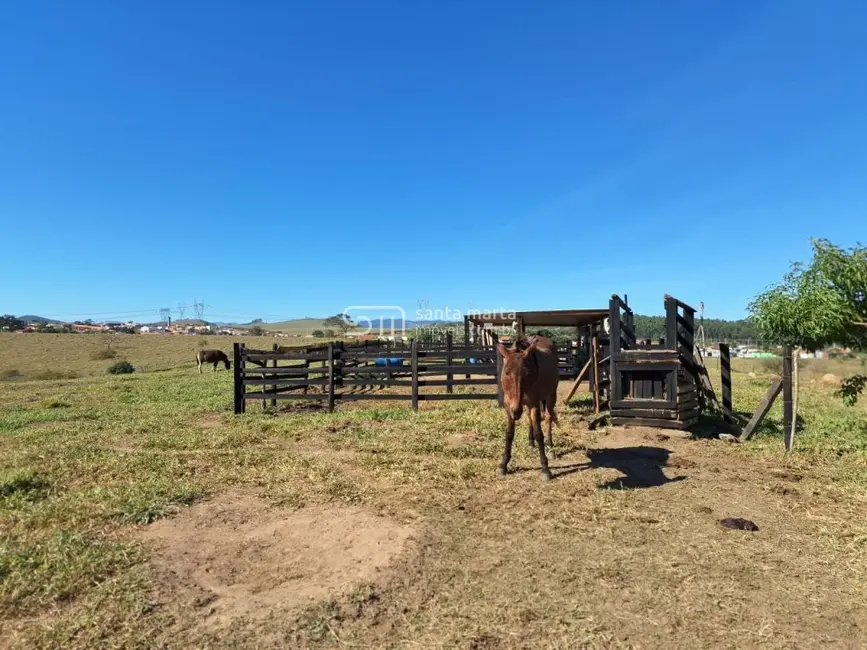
[131,421,867,649]
[141,492,415,633]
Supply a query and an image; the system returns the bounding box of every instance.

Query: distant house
[140,326,151,333]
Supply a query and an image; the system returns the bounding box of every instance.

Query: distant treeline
[632,315,758,341]
[525,316,758,344]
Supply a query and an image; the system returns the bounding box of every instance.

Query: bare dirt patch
[140,490,416,631]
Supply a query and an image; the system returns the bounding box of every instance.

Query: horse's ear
[496,342,509,357]
[523,340,538,356]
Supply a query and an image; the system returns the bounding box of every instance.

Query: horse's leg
[532,404,552,481]
[497,412,516,476]
[543,397,556,459]
[528,409,536,448]
[197,358,202,374]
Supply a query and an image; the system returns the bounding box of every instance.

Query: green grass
[2,335,867,648]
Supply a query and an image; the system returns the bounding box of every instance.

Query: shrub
[311,329,325,338]
[107,361,135,375]
[249,326,265,336]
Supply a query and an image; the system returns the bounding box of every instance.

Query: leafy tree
[249,325,265,336]
[322,313,353,335]
[311,329,325,338]
[749,238,867,403]
[0,315,25,331]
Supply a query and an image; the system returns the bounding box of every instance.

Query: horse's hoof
[496,466,508,476]
[540,470,553,482]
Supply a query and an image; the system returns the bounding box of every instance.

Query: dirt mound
[821,373,841,387]
[141,491,415,630]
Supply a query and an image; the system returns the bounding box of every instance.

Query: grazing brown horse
[196,349,231,373]
[496,334,560,481]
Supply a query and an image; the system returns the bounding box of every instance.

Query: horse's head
[497,339,538,420]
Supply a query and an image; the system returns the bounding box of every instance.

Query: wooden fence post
[411,338,419,411]
[268,342,277,410]
[591,330,600,413]
[233,342,245,414]
[327,342,335,413]
[719,343,733,423]
[782,346,794,451]
[609,297,622,403]
[496,344,504,408]
[446,331,454,394]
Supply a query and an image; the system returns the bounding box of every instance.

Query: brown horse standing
[196,349,231,373]
[496,335,560,481]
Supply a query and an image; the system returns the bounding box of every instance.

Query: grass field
[2,333,867,649]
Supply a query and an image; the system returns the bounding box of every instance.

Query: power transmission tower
[159,308,171,327]
[697,301,707,350]
[177,303,187,321]
[193,301,205,321]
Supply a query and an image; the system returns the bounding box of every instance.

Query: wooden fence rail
[233,339,503,414]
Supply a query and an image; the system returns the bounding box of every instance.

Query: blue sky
[1,1,865,323]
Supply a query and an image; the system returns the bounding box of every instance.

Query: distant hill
[17,315,63,324]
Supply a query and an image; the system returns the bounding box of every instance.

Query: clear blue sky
[2,1,865,323]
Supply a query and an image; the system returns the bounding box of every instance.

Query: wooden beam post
[782,346,794,451]
[411,338,419,411]
[464,316,471,379]
[592,330,600,413]
[740,377,783,440]
[446,331,454,394]
[609,297,622,403]
[719,343,733,423]
[563,357,593,405]
[269,342,278,410]
[496,344,504,408]
[327,342,335,412]
[233,342,245,414]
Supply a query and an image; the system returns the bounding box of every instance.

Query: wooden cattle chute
[233,334,503,414]
[607,294,721,430]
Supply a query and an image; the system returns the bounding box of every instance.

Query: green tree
[249,325,265,336]
[311,329,325,338]
[322,313,353,335]
[748,238,867,404]
[0,315,26,331]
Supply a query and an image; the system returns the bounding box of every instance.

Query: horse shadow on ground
[520,446,686,489]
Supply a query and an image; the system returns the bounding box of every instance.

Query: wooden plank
[610,398,671,409]
[610,408,678,419]
[782,346,794,451]
[411,339,419,412]
[233,342,244,414]
[242,367,329,376]
[245,352,329,362]
[446,331,454,394]
[611,416,693,430]
[269,343,278,410]
[419,393,499,401]
[419,378,497,387]
[719,343,733,424]
[327,343,335,413]
[243,393,326,401]
[613,351,680,362]
[337,394,411,402]
[592,330,601,412]
[496,345,504,408]
[563,357,593,404]
[739,377,784,440]
[243,378,330,386]
[615,362,679,372]
[664,296,678,351]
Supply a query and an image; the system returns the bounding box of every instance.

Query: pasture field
[2,333,867,649]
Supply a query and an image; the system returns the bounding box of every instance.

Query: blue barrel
[387,357,403,366]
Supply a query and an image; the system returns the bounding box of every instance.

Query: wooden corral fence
[233,334,503,414]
